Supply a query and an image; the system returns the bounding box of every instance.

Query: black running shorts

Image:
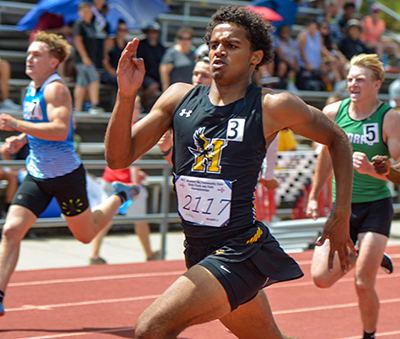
[184,221,304,311]
[349,197,393,242]
[12,164,89,217]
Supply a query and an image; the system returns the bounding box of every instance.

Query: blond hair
[350,53,385,82]
[33,31,71,63]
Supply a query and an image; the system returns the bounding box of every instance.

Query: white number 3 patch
[226,118,245,142]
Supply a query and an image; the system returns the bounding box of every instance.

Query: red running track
[0,246,399,339]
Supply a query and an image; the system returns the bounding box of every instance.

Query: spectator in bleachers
[159,27,196,92]
[297,19,332,91]
[274,24,300,92]
[0,59,21,111]
[29,13,75,81]
[325,1,343,44]
[297,19,322,72]
[360,4,400,62]
[137,22,165,112]
[300,0,327,16]
[337,19,374,61]
[338,2,357,34]
[319,20,348,92]
[73,1,104,114]
[91,0,110,72]
[102,19,129,86]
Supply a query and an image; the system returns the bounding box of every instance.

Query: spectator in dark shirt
[102,19,129,85]
[91,0,110,71]
[137,22,165,112]
[338,2,356,34]
[338,19,373,61]
[73,1,104,114]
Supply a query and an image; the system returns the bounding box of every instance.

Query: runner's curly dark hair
[203,5,275,70]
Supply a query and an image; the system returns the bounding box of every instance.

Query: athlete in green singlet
[307,53,400,339]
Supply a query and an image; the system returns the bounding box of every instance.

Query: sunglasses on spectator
[118,28,128,32]
[179,36,192,41]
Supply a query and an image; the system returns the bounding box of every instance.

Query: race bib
[175,175,232,227]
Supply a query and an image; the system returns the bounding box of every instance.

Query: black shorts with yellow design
[184,220,304,311]
[12,164,89,217]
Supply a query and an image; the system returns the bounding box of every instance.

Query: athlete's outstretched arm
[262,92,355,273]
[105,38,192,169]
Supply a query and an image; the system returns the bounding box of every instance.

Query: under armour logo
[179,109,193,118]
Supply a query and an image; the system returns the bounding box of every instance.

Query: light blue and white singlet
[23,73,81,179]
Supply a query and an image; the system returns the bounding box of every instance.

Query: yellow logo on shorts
[246,227,263,244]
[215,249,225,255]
[61,198,84,216]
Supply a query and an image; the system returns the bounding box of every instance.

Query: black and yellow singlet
[172,84,266,238]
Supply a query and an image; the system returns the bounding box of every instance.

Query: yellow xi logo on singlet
[188,120,245,174]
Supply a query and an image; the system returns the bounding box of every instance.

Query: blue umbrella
[16,0,81,31]
[106,0,169,33]
[251,0,298,33]
[17,0,169,33]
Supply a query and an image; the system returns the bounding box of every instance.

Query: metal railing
[0,159,179,260]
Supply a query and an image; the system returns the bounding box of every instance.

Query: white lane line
[270,272,400,289]
[20,326,136,339]
[273,297,400,315]
[295,253,400,266]
[9,271,183,287]
[8,295,400,316]
[9,271,400,291]
[8,294,160,313]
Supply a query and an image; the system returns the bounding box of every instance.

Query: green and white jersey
[333,98,392,203]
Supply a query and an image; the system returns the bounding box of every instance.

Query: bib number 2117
[175,175,232,227]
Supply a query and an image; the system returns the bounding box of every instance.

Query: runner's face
[192,61,212,86]
[208,23,260,83]
[26,41,58,79]
[347,65,380,102]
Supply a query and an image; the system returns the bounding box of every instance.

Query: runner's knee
[354,276,375,295]
[73,233,93,244]
[312,273,336,289]
[135,313,182,339]
[135,320,177,339]
[1,222,27,245]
